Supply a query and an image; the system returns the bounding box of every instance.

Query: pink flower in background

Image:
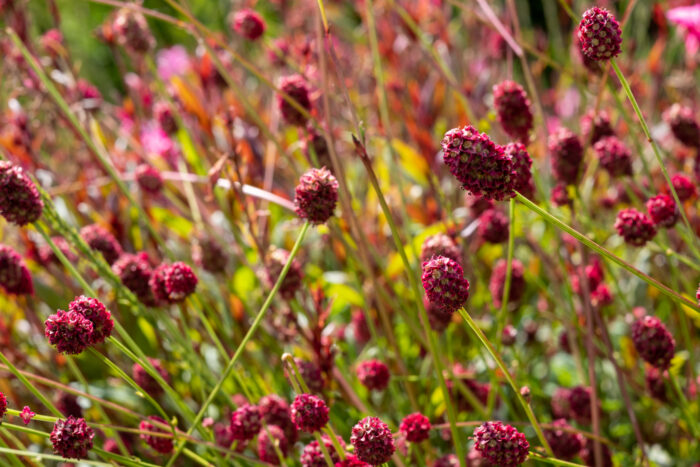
[141,124,177,164]
[157,45,191,80]
[667,4,700,58]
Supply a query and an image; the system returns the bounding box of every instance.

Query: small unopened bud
[520,386,531,403]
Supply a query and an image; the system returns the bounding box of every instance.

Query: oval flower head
[421,256,470,314]
[578,7,622,62]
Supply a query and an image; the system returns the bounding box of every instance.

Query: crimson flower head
[232,8,266,41]
[135,164,164,194]
[0,245,33,295]
[505,143,534,199]
[421,255,470,314]
[399,412,431,443]
[112,8,154,53]
[45,310,93,354]
[278,74,312,126]
[356,359,390,392]
[478,208,509,244]
[441,125,515,201]
[291,393,329,433]
[420,233,461,264]
[581,109,615,144]
[663,103,700,148]
[493,81,533,142]
[350,416,396,465]
[544,419,583,460]
[646,194,679,228]
[670,174,696,201]
[132,358,169,396]
[0,161,43,226]
[549,127,584,185]
[50,416,94,459]
[490,259,526,308]
[301,435,345,467]
[472,421,529,466]
[266,247,303,300]
[259,394,297,444]
[192,235,227,273]
[568,386,593,425]
[230,404,261,441]
[258,424,289,463]
[614,208,656,246]
[0,393,5,421]
[80,224,123,265]
[631,316,676,369]
[593,136,632,177]
[140,416,173,454]
[68,296,113,345]
[163,262,198,302]
[113,253,156,306]
[294,167,339,224]
[578,7,622,62]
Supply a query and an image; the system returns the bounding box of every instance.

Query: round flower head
[490,259,526,308]
[291,393,329,433]
[549,127,584,185]
[567,386,593,425]
[544,419,583,460]
[504,143,534,199]
[441,125,515,201]
[259,394,297,444]
[68,296,113,345]
[493,81,533,142]
[140,416,173,454]
[50,416,94,459]
[663,103,700,148]
[231,8,266,41]
[0,245,33,295]
[132,358,169,396]
[577,7,622,61]
[425,298,453,333]
[0,161,43,226]
[646,194,679,228]
[352,309,372,344]
[631,316,676,369]
[112,253,156,306]
[45,310,93,354]
[56,392,82,418]
[230,404,262,441]
[356,359,390,391]
[36,236,77,267]
[294,167,339,224]
[258,424,288,464]
[550,182,572,207]
[350,416,396,465]
[0,392,6,421]
[478,208,509,244]
[112,8,154,53]
[614,208,656,246]
[551,387,572,419]
[670,174,696,201]
[472,421,529,466]
[301,435,345,467]
[80,224,123,265]
[135,164,164,194]
[163,262,198,302]
[149,263,170,305]
[593,136,632,177]
[420,233,461,264]
[399,412,431,443]
[192,235,227,273]
[278,74,312,126]
[646,366,667,401]
[266,247,303,300]
[422,256,470,314]
[581,109,615,144]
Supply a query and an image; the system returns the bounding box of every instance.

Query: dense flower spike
[581,109,615,144]
[356,359,390,391]
[232,9,266,41]
[544,419,583,460]
[631,316,676,369]
[593,136,632,177]
[425,298,453,333]
[134,164,164,194]
[112,253,156,306]
[258,424,288,464]
[505,143,534,199]
[490,259,526,308]
[50,417,94,459]
[493,81,533,142]
[278,74,312,126]
[399,413,431,443]
[422,256,470,313]
[294,167,339,224]
[230,404,262,441]
[291,393,329,432]
[614,208,656,246]
[646,194,679,228]
[259,394,297,443]
[670,174,696,201]
[45,310,93,354]
[192,235,227,273]
[112,8,154,53]
[472,421,529,466]
[350,416,396,465]
[80,225,123,265]
[0,161,43,226]
[162,261,198,302]
[549,127,584,185]
[140,416,173,454]
[68,296,113,345]
[567,386,593,425]
[132,358,169,396]
[149,263,170,304]
[420,233,462,264]
[478,209,510,244]
[0,392,6,421]
[266,247,303,299]
[441,125,515,201]
[550,182,572,207]
[577,7,622,61]
[301,435,345,467]
[663,103,700,148]
[0,245,33,295]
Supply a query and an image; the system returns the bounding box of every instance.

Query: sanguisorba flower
[231,8,266,41]
[140,416,173,454]
[663,103,700,148]
[163,261,198,302]
[549,127,584,185]
[112,253,156,306]
[581,109,615,144]
[0,392,6,421]
[230,404,262,442]
[593,136,632,178]
[294,167,339,224]
[350,416,396,465]
[291,393,329,433]
[478,208,509,244]
[68,296,113,345]
[421,255,470,314]
[614,208,656,246]
[441,125,515,201]
[301,435,345,467]
[0,245,34,295]
[544,419,583,461]
[399,412,431,443]
[0,160,43,226]
[472,421,529,466]
[278,74,312,126]
[258,424,289,464]
[670,173,696,201]
[132,358,170,396]
[134,164,164,195]
[112,8,154,53]
[265,247,303,300]
[577,7,622,62]
[504,143,534,199]
[45,310,93,354]
[493,81,533,142]
[420,233,462,264]
[80,224,123,265]
[646,194,679,228]
[490,258,526,308]
[631,315,676,369]
[50,416,94,459]
[356,359,390,392]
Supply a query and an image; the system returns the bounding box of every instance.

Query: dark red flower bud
[301,435,345,467]
[422,256,470,314]
[581,109,615,144]
[266,247,303,300]
[230,404,262,441]
[45,310,93,354]
[294,167,339,224]
[113,253,156,306]
[350,416,396,465]
[231,9,266,41]
[646,194,679,228]
[594,136,632,177]
[50,416,94,459]
[577,7,622,62]
[489,259,526,308]
[544,419,583,460]
[140,416,173,454]
[112,8,154,53]
[420,234,461,264]
[670,174,696,201]
[614,208,656,246]
[291,393,329,433]
[278,74,312,126]
[0,245,33,295]
[356,359,390,392]
[68,296,113,345]
[663,104,700,148]
[80,224,123,265]
[549,127,584,185]
[493,81,533,142]
[132,358,169,396]
[258,424,288,464]
[0,161,43,226]
[631,316,675,369]
[472,421,529,466]
[399,412,431,443]
[478,209,509,244]
[135,164,164,194]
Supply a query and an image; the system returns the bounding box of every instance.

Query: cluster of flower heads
[112,254,198,306]
[45,296,113,354]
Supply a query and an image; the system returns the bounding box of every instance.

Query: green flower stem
[457,307,554,457]
[497,198,516,351]
[165,221,311,467]
[529,452,586,467]
[610,59,700,261]
[515,192,700,312]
